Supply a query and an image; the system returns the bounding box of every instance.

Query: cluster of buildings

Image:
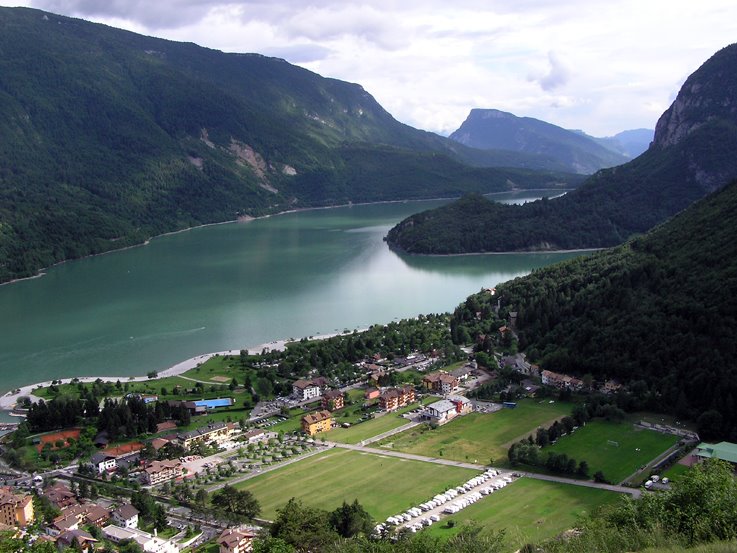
[1,472,257,552]
[541,370,585,391]
[18,481,183,553]
[87,421,241,486]
[299,384,418,436]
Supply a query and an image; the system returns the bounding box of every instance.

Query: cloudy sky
[2,1,736,136]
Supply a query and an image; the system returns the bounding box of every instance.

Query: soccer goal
[607,440,620,447]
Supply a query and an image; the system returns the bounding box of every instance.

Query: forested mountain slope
[453,180,737,440]
[449,108,628,174]
[0,7,579,283]
[386,43,737,255]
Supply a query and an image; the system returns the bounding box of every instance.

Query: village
[0,322,720,552]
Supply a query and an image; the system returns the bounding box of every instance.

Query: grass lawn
[425,477,619,550]
[662,462,691,482]
[327,397,436,444]
[238,448,477,520]
[379,399,573,464]
[181,354,243,382]
[545,420,679,484]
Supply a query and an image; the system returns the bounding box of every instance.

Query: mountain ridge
[386,43,737,255]
[449,108,630,174]
[452,178,737,439]
[0,7,582,283]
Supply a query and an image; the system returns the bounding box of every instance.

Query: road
[204,446,329,492]
[329,441,641,498]
[360,420,420,446]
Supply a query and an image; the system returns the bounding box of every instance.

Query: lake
[0,191,584,394]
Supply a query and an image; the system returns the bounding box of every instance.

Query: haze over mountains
[387,43,737,255]
[0,7,584,284]
[449,109,651,174]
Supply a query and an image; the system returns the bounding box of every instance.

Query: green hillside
[453,180,737,440]
[386,44,737,255]
[0,7,580,283]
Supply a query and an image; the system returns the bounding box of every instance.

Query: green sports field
[426,477,619,549]
[326,397,436,444]
[545,420,679,483]
[236,448,477,520]
[379,400,572,463]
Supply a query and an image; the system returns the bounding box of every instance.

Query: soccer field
[379,399,572,463]
[425,477,619,549]
[545,420,679,483]
[236,448,478,520]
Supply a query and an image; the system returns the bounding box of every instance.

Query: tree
[697,410,724,441]
[195,489,208,508]
[255,377,274,398]
[0,532,56,553]
[593,470,608,484]
[211,485,261,521]
[270,498,339,552]
[535,427,550,447]
[329,500,374,538]
[253,537,296,553]
[577,460,590,477]
[154,505,168,531]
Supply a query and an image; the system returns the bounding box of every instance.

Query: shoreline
[0,188,572,287]
[0,331,353,413]
[392,247,603,258]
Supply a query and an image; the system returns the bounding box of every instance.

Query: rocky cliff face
[653,43,737,149]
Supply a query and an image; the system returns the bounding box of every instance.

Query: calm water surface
[0,192,583,394]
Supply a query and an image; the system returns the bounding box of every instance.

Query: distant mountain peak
[449,109,628,174]
[387,42,737,255]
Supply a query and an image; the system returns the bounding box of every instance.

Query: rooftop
[302,410,331,425]
[428,399,456,414]
[696,441,737,464]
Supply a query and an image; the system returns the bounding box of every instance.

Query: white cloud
[533,52,572,92]
[2,0,736,135]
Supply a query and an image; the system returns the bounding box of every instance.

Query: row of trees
[25,392,193,440]
[508,439,592,478]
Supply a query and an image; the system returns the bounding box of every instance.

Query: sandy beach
[0,332,348,413]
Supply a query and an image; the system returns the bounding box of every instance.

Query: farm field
[237,448,477,520]
[327,397,436,444]
[425,477,619,549]
[545,420,680,483]
[378,399,572,463]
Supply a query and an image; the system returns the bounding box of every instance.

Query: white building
[112,504,139,529]
[103,524,179,553]
[426,395,473,426]
[292,379,321,401]
[89,452,116,474]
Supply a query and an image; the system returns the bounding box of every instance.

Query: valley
[0,6,735,553]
